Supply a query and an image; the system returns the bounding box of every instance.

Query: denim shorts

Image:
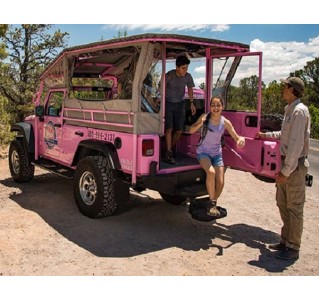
[197,152,224,167]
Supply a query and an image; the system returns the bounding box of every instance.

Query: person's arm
[189,113,206,134]
[224,118,245,148]
[257,131,281,139]
[187,87,196,116]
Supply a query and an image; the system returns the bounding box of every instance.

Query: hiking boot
[275,247,299,260]
[165,150,175,164]
[268,242,286,251]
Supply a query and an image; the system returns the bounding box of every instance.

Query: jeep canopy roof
[40,33,250,86]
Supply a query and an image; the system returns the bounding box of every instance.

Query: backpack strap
[198,113,211,146]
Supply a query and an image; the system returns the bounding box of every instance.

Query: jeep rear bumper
[140,168,207,197]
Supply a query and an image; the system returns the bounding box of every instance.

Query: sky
[51,24,319,87]
[3,1,319,88]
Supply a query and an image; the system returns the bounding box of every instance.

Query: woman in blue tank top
[189,96,245,217]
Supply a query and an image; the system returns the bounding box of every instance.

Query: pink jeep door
[38,90,65,158]
[209,52,281,179]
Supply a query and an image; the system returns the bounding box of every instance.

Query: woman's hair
[210,95,224,106]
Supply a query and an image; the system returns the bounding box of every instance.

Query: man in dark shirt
[164,55,195,164]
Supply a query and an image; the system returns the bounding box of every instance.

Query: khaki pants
[276,157,307,250]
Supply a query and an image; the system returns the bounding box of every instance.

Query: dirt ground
[0,148,318,277]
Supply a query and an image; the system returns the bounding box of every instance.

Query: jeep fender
[73,140,121,170]
[10,122,35,154]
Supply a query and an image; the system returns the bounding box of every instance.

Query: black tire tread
[8,139,34,183]
[74,156,117,218]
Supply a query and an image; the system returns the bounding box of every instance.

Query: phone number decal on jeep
[88,129,115,142]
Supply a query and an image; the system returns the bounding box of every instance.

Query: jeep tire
[8,140,35,183]
[74,156,117,218]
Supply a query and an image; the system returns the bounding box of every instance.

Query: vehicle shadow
[0,173,293,272]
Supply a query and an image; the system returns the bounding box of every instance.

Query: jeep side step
[32,159,74,179]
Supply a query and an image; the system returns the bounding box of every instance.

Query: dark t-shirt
[165,69,195,103]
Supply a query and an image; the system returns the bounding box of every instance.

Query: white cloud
[251,37,319,84]
[104,24,230,33]
[194,66,206,74]
[101,27,319,87]
[194,77,206,87]
[191,36,319,87]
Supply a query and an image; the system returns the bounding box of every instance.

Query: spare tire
[260,113,283,132]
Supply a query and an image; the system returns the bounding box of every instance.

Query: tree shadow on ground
[1,174,294,272]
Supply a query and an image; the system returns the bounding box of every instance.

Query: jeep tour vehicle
[8,33,281,218]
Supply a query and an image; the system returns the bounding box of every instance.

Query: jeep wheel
[9,140,35,183]
[74,156,117,218]
[159,193,186,205]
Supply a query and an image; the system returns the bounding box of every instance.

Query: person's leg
[214,166,225,201]
[198,155,220,217]
[285,159,307,250]
[171,102,185,150]
[165,128,175,164]
[199,156,215,200]
[275,163,305,260]
[171,130,182,148]
[165,128,173,152]
[212,153,225,202]
[164,102,175,163]
[276,182,289,245]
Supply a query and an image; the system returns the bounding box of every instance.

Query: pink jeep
[8,33,281,218]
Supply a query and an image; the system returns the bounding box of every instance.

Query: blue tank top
[197,116,225,157]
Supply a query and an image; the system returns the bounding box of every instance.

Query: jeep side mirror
[35,105,44,117]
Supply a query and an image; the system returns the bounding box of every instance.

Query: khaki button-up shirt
[266,99,311,177]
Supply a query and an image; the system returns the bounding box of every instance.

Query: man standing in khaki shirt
[259,77,311,260]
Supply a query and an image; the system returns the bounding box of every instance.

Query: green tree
[0,24,68,122]
[227,75,264,111]
[290,57,319,107]
[309,104,319,139]
[261,80,285,114]
[114,30,128,38]
[0,24,8,36]
[0,24,8,59]
[0,24,11,145]
[0,95,14,145]
[199,82,205,90]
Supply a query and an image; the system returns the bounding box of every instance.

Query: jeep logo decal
[44,121,58,149]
